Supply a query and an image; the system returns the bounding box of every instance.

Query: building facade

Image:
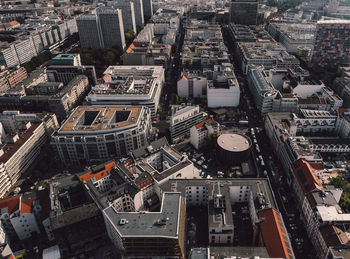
[51,105,152,166]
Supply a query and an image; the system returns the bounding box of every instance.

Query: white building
[177,73,207,99]
[51,105,152,166]
[0,113,58,198]
[207,64,240,108]
[85,66,164,118]
[169,104,207,142]
[190,119,220,150]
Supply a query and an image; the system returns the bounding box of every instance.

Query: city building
[77,7,126,50]
[312,19,350,70]
[0,112,58,197]
[49,53,81,67]
[142,0,153,22]
[217,133,252,166]
[0,17,78,68]
[113,1,137,34]
[85,66,164,118]
[190,118,220,150]
[0,74,90,122]
[51,105,152,166]
[160,178,295,259]
[130,0,145,28]
[207,64,240,108]
[103,192,186,258]
[49,174,106,258]
[177,73,207,99]
[237,42,300,74]
[0,66,27,93]
[133,23,155,44]
[122,42,171,67]
[169,104,207,143]
[268,23,316,54]
[229,0,258,26]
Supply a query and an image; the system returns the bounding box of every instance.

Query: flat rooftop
[59,106,142,132]
[161,179,277,212]
[103,192,181,237]
[217,133,251,152]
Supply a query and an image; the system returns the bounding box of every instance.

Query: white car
[197,160,204,166]
[203,165,208,169]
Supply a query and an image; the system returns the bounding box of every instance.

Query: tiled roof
[79,161,116,182]
[320,225,350,246]
[195,118,213,129]
[20,198,36,214]
[291,159,323,194]
[0,195,20,214]
[258,208,295,259]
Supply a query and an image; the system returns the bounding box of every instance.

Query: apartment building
[190,118,220,150]
[51,105,152,166]
[312,19,350,70]
[177,73,207,99]
[0,66,27,93]
[0,18,77,68]
[0,113,58,197]
[85,66,164,118]
[169,104,206,142]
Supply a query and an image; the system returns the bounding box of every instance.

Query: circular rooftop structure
[217,133,251,152]
[217,133,252,166]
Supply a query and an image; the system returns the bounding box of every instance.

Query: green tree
[329,176,345,189]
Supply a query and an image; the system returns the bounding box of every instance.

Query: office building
[237,42,300,74]
[131,0,145,28]
[312,19,350,70]
[268,23,316,54]
[49,53,82,67]
[160,178,295,259]
[77,7,126,50]
[169,104,207,143]
[51,105,152,166]
[103,192,186,258]
[207,64,240,108]
[142,0,153,22]
[230,0,258,26]
[113,1,137,34]
[97,7,125,49]
[85,66,164,118]
[177,73,207,99]
[76,14,101,50]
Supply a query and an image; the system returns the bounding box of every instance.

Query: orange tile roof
[20,198,36,214]
[258,208,294,259]
[195,118,213,129]
[309,162,324,170]
[79,161,116,182]
[0,195,20,214]
[291,159,323,194]
[126,43,136,53]
[8,21,19,27]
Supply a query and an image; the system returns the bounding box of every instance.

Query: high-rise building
[142,0,153,22]
[113,1,137,34]
[77,7,126,50]
[76,14,102,50]
[97,7,125,49]
[131,0,144,28]
[312,20,350,71]
[230,0,258,26]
